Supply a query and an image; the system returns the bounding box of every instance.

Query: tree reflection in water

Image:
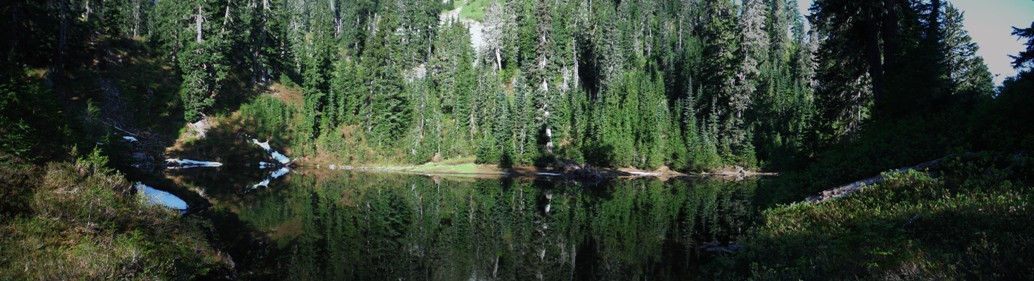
[196,172,758,280]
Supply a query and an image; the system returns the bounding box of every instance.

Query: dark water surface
[150,166,760,280]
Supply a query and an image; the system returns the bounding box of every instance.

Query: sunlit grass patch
[458,0,492,22]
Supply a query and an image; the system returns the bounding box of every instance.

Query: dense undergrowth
[0,149,226,280]
[710,154,1034,280]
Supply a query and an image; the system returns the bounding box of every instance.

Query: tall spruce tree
[362,10,410,144]
[700,0,740,161]
[942,4,993,97]
[165,0,233,123]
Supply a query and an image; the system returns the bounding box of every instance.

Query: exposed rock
[189,116,212,138]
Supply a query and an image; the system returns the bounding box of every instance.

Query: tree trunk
[495,48,503,71]
[877,0,901,108]
[865,17,885,107]
[196,5,205,43]
[83,0,92,21]
[132,0,140,37]
[59,0,68,68]
[223,1,232,31]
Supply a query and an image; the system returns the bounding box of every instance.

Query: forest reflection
[191,172,758,280]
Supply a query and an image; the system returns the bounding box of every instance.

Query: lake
[143,164,761,280]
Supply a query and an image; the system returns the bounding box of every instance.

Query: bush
[713,162,1034,280]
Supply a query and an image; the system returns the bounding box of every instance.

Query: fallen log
[806,157,944,203]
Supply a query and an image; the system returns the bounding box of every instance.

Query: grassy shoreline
[292,158,769,181]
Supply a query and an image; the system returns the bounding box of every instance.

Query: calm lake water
[144,163,762,280]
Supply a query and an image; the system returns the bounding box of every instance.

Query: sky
[796,0,1034,85]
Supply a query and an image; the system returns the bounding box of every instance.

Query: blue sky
[796,0,1034,85]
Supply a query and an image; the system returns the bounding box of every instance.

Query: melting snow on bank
[134,182,188,211]
[165,158,223,169]
[253,139,291,164]
[251,139,292,189]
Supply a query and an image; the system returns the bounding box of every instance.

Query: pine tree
[700,0,740,164]
[491,88,512,164]
[300,0,336,140]
[362,11,410,145]
[531,0,555,156]
[810,0,906,115]
[1011,21,1034,70]
[731,0,768,161]
[482,0,509,71]
[169,0,232,123]
[943,4,993,97]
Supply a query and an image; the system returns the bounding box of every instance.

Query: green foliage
[128,0,842,171]
[973,71,1034,152]
[5,0,1034,279]
[716,162,1034,280]
[766,113,965,204]
[3,0,1017,175]
[0,150,224,279]
[156,0,235,122]
[0,71,67,164]
[362,10,411,146]
[239,95,297,140]
[943,4,994,98]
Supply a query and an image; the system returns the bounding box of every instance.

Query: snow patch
[165,158,223,169]
[270,167,290,179]
[122,136,138,142]
[252,139,291,164]
[251,179,271,189]
[253,139,272,151]
[134,182,188,210]
[252,167,291,189]
[270,151,291,164]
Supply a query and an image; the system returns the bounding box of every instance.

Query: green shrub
[714,164,1034,280]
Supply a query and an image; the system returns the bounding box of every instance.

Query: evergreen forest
[2,0,1034,279]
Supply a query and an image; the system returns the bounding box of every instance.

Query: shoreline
[292,160,776,180]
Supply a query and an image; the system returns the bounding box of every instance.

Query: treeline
[0,0,1002,172]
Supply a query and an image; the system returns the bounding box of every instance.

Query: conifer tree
[1011,21,1034,70]
[167,0,232,123]
[943,4,993,97]
[482,0,510,71]
[731,0,768,165]
[362,11,410,144]
[700,0,740,163]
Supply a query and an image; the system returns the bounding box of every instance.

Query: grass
[359,157,500,175]
[458,0,492,22]
[0,149,226,279]
[406,162,487,173]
